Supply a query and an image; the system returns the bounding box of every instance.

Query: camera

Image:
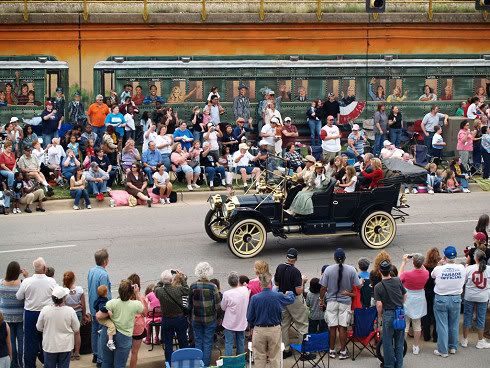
[407,254,413,259]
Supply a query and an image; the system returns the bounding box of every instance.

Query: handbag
[381,280,406,331]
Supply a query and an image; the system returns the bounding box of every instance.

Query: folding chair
[147,306,161,351]
[165,348,205,368]
[308,146,323,162]
[413,144,429,166]
[215,353,246,368]
[346,307,380,361]
[290,332,330,368]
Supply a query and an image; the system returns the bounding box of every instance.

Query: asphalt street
[0,192,489,367]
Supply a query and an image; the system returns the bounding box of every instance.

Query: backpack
[381,280,406,331]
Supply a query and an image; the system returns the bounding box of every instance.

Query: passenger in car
[360,158,384,189]
[335,166,357,193]
[283,155,316,210]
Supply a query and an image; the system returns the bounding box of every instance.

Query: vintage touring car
[204,158,421,258]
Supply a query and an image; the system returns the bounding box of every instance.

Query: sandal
[73,354,80,360]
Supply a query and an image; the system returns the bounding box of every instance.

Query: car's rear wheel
[204,210,227,242]
[227,218,267,258]
[360,211,396,249]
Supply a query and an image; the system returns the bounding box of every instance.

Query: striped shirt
[0,281,24,323]
[189,281,221,325]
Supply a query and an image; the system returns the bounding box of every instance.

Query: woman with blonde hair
[369,250,394,289]
[421,247,442,343]
[247,261,270,297]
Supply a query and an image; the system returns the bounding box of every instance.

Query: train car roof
[94,58,489,70]
[0,61,69,69]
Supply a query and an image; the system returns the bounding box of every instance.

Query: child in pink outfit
[144,284,162,345]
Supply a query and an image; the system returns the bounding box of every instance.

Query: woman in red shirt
[360,158,384,189]
[0,140,16,187]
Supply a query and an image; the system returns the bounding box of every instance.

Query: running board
[283,230,358,239]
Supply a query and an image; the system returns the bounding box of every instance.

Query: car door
[332,192,359,222]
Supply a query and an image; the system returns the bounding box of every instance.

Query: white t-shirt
[343,175,357,193]
[47,145,66,166]
[432,132,444,148]
[153,171,169,187]
[464,264,490,303]
[467,103,479,119]
[143,131,158,152]
[232,150,254,167]
[36,305,80,353]
[32,147,46,166]
[206,131,219,151]
[65,286,84,312]
[260,124,276,146]
[321,125,341,153]
[124,113,135,131]
[154,134,172,155]
[431,263,466,296]
[16,274,58,311]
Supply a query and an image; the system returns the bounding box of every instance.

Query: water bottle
[109,199,115,208]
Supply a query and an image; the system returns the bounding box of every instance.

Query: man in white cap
[380,140,404,160]
[320,116,341,162]
[232,143,261,191]
[36,286,80,367]
[87,94,110,138]
[346,124,365,159]
[260,118,279,152]
[281,117,299,152]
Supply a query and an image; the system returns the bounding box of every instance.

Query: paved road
[1,192,489,367]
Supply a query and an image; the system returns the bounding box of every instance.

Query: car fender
[355,202,393,231]
[228,207,272,232]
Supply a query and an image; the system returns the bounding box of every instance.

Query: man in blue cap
[431,245,465,358]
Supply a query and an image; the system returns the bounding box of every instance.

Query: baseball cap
[9,117,19,123]
[379,260,392,272]
[90,161,99,169]
[334,248,346,261]
[303,155,316,164]
[52,286,70,299]
[474,232,486,242]
[258,140,268,146]
[269,90,275,95]
[287,248,298,259]
[238,143,248,151]
[328,92,335,97]
[444,246,457,259]
[352,124,360,131]
[55,87,63,93]
[270,117,279,125]
[284,117,292,123]
[383,140,392,147]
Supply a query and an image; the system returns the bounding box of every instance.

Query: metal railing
[0,0,483,22]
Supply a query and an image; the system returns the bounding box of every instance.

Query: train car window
[326,79,340,99]
[474,78,489,100]
[293,79,308,102]
[307,79,325,101]
[255,79,277,102]
[188,80,203,102]
[102,71,114,97]
[418,79,438,102]
[226,80,256,102]
[340,79,356,104]
[278,80,292,102]
[439,78,454,101]
[386,79,408,103]
[147,80,162,97]
[368,78,387,101]
[453,77,474,100]
[46,71,59,99]
[167,79,190,104]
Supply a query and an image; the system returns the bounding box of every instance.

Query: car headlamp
[209,194,222,211]
[222,202,236,218]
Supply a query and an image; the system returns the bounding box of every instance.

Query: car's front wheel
[360,210,396,249]
[204,210,228,242]
[227,218,267,258]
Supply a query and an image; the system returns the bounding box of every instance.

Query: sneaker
[404,188,409,194]
[428,189,434,194]
[338,350,349,360]
[187,184,194,191]
[16,208,21,214]
[282,350,293,359]
[165,198,171,204]
[36,207,46,212]
[243,185,248,192]
[106,340,116,351]
[25,207,32,213]
[159,199,166,204]
[476,339,490,349]
[192,183,200,189]
[461,338,468,348]
[107,187,112,192]
[412,345,420,355]
[46,186,54,196]
[73,205,80,210]
[96,193,104,201]
[147,198,152,207]
[12,208,17,214]
[463,188,471,193]
[221,179,226,186]
[434,349,448,358]
[412,188,418,194]
[86,205,92,209]
[449,348,456,354]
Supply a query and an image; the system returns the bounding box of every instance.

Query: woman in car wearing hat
[286,162,330,216]
[283,155,316,210]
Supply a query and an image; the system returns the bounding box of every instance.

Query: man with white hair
[189,262,221,367]
[16,257,57,368]
[232,143,261,191]
[86,94,110,138]
[154,269,190,363]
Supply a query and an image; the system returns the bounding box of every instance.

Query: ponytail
[335,256,345,295]
[474,249,487,273]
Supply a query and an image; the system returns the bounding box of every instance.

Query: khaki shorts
[405,316,421,332]
[325,301,351,327]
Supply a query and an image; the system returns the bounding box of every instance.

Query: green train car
[93,54,489,124]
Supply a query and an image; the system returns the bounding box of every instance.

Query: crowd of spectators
[0,214,488,368]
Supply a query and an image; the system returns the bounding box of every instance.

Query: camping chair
[346,307,379,361]
[290,332,330,368]
[413,144,429,166]
[248,341,285,368]
[215,353,246,368]
[308,145,323,162]
[165,348,205,368]
[147,306,161,351]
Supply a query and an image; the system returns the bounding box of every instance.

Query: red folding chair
[346,307,380,361]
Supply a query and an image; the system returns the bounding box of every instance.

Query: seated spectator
[17,146,54,196]
[142,141,162,186]
[0,141,16,192]
[20,176,46,213]
[67,134,82,162]
[121,139,141,172]
[125,163,152,207]
[219,146,234,191]
[92,148,116,189]
[85,162,109,200]
[284,143,304,174]
[83,139,96,169]
[360,157,384,189]
[143,284,161,345]
[69,166,91,210]
[380,140,404,160]
[201,141,226,190]
[31,140,51,178]
[80,124,99,152]
[143,85,165,105]
[123,105,137,142]
[152,163,173,204]
[105,105,125,138]
[154,125,173,171]
[62,149,80,181]
[171,143,200,191]
[232,143,261,191]
[21,124,38,151]
[431,125,446,159]
[449,158,471,193]
[221,124,240,154]
[443,169,463,193]
[426,163,442,194]
[232,118,253,146]
[345,124,365,159]
[173,121,194,152]
[102,125,119,165]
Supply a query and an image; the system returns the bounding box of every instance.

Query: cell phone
[407,254,413,259]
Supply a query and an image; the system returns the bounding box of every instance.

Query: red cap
[474,232,486,242]
[45,101,53,107]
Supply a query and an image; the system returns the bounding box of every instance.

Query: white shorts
[325,301,351,327]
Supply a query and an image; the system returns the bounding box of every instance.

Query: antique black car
[204,158,421,258]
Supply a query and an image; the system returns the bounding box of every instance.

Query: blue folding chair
[165,348,205,368]
[290,332,330,368]
[346,307,379,361]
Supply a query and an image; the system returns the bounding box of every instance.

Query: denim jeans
[472,145,482,169]
[424,132,435,151]
[434,294,461,355]
[427,176,441,191]
[482,150,490,179]
[463,299,487,330]
[224,329,245,356]
[42,132,58,148]
[161,154,172,172]
[91,316,102,364]
[43,352,70,368]
[205,166,226,185]
[456,177,469,189]
[108,168,118,187]
[9,321,24,368]
[143,166,155,185]
[92,125,106,138]
[24,310,43,368]
[161,316,189,363]
[101,327,133,368]
[70,189,91,206]
[389,128,403,148]
[62,166,77,181]
[0,170,14,188]
[374,133,385,156]
[308,119,322,147]
[89,181,107,194]
[192,321,216,366]
[382,309,405,368]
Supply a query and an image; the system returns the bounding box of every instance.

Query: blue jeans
[24,310,43,368]
[463,300,487,330]
[308,119,322,146]
[192,321,216,367]
[0,170,14,188]
[62,166,77,181]
[427,176,441,191]
[193,131,203,145]
[161,316,189,362]
[43,352,70,368]
[424,132,435,153]
[92,125,106,138]
[456,177,469,189]
[161,154,171,172]
[224,329,245,356]
[472,145,482,169]
[389,128,402,148]
[374,133,385,156]
[382,309,405,368]
[205,166,226,185]
[143,166,155,185]
[9,321,24,368]
[91,316,102,363]
[42,132,58,148]
[101,327,132,368]
[434,294,461,355]
[70,189,90,206]
[89,181,107,194]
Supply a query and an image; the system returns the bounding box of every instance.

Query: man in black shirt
[322,93,340,123]
[374,260,406,368]
[274,248,310,359]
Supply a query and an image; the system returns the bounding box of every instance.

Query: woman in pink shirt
[143,284,161,345]
[247,260,270,297]
[399,254,430,355]
[456,120,473,170]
